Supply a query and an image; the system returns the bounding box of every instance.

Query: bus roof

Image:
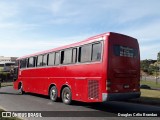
[17,32,137,60]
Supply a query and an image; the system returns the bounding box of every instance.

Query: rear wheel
[50,86,58,102]
[62,87,72,105]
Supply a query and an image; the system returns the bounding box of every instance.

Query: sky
[0,0,160,60]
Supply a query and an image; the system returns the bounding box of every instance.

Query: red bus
[13,32,140,104]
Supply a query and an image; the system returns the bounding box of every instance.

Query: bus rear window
[113,45,137,58]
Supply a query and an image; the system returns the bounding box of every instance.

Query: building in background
[0,56,18,62]
[0,56,18,82]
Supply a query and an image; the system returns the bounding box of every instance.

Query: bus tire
[50,86,58,102]
[62,87,72,105]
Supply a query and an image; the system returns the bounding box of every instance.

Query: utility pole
[156,63,158,84]
[155,54,159,85]
[157,52,160,84]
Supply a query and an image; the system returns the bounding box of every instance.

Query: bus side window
[28,57,34,68]
[92,42,102,61]
[79,44,92,63]
[61,48,77,64]
[37,55,43,67]
[72,48,77,63]
[33,57,36,67]
[61,51,64,64]
[43,54,48,66]
[63,49,72,64]
[48,52,55,66]
[55,52,60,65]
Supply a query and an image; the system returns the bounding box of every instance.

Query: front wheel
[62,87,72,105]
[50,86,58,102]
[19,84,25,94]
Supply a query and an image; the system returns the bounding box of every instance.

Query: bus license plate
[124,85,129,88]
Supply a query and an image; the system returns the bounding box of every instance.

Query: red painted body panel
[14,32,140,102]
[107,33,140,94]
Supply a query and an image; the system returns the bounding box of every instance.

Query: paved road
[0,86,160,120]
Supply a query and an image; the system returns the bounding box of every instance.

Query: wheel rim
[51,89,56,100]
[64,91,70,102]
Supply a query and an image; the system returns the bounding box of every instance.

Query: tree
[148,64,159,75]
[141,60,150,72]
[141,59,158,75]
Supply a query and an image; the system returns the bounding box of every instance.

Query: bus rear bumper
[102,92,141,102]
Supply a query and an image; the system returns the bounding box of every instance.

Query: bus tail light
[106,81,111,87]
[133,89,137,91]
[114,90,119,92]
[106,87,110,91]
[106,81,111,91]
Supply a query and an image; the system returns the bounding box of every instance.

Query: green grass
[139,89,160,105]
[141,89,160,98]
[140,80,160,88]
[127,89,160,106]
[0,109,21,120]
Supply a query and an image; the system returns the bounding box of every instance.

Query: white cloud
[51,0,65,15]
[120,19,160,60]
[0,1,19,21]
[0,34,91,57]
[140,44,159,60]
[121,20,160,41]
[0,23,39,30]
[0,1,39,32]
[49,18,70,24]
[0,0,159,60]
[115,1,159,23]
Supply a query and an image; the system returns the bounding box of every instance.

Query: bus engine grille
[88,80,99,100]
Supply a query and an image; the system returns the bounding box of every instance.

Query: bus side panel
[32,67,66,95]
[65,63,103,102]
[13,79,19,90]
[74,79,87,101]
